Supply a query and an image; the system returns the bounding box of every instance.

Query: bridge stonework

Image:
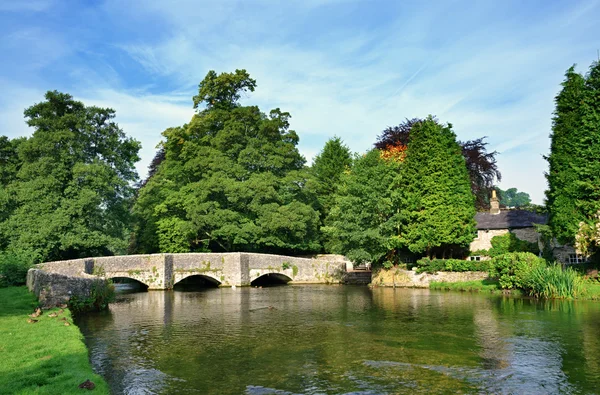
[27,253,351,305]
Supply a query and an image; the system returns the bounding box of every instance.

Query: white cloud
[3,0,600,205]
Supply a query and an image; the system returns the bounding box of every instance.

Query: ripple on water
[76,286,600,394]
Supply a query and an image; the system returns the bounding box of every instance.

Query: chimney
[490,189,500,215]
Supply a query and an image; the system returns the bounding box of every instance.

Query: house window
[469,256,481,261]
[568,254,587,264]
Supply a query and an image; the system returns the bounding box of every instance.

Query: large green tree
[376,119,501,210]
[322,149,400,264]
[392,116,476,258]
[545,63,599,246]
[311,136,352,221]
[132,70,320,254]
[0,91,140,261]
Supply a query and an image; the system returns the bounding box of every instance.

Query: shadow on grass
[0,351,110,394]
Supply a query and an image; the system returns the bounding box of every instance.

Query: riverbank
[0,287,109,394]
[429,278,600,300]
[370,266,488,288]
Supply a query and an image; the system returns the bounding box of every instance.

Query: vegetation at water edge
[0,287,109,394]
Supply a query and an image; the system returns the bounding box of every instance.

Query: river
[76,285,600,394]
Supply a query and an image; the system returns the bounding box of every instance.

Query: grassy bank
[0,287,109,394]
[430,279,506,293]
[430,278,600,300]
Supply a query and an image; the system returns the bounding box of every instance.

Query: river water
[76,285,600,394]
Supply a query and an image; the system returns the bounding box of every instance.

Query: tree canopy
[545,62,600,248]
[132,70,320,254]
[375,118,500,209]
[497,187,532,208]
[0,91,140,261]
[322,149,400,264]
[311,136,352,221]
[391,116,476,258]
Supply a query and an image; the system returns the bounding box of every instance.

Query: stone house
[469,190,547,260]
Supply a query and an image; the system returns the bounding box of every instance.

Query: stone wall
[371,267,488,288]
[27,268,106,307]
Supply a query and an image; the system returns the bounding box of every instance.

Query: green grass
[0,287,109,394]
[583,281,600,300]
[429,279,503,293]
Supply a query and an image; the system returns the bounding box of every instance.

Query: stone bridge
[27,253,351,305]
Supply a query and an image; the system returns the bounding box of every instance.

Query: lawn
[429,278,526,296]
[0,287,109,394]
[584,281,600,300]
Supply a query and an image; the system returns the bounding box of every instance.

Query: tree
[132,70,320,255]
[392,116,476,258]
[375,119,500,210]
[545,63,600,246]
[322,149,400,264]
[460,137,501,209]
[0,91,140,261]
[311,136,352,221]
[497,187,531,208]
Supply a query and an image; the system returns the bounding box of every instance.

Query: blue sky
[1,0,599,203]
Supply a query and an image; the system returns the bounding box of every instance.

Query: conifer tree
[311,136,352,220]
[545,63,598,245]
[322,149,400,264]
[392,116,475,258]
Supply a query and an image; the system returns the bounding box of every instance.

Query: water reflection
[76,286,600,394]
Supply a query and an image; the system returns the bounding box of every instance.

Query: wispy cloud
[1,0,600,203]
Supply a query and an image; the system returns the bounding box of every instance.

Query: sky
[1,0,599,204]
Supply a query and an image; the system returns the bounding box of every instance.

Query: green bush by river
[0,287,109,394]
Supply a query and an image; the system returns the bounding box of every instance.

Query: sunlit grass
[584,281,600,300]
[429,279,503,293]
[0,287,109,394]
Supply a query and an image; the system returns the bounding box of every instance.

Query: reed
[527,265,586,299]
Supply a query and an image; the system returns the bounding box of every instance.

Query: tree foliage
[325,117,476,264]
[322,150,400,264]
[375,118,500,210]
[392,116,476,258]
[496,187,532,208]
[545,62,600,246]
[311,136,352,220]
[0,91,140,261]
[132,70,320,254]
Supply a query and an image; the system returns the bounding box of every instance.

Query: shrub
[527,265,586,299]
[68,280,115,313]
[487,232,540,257]
[416,258,490,274]
[0,249,39,287]
[488,252,546,289]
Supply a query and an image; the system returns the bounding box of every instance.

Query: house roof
[475,210,547,230]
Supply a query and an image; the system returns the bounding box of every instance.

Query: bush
[487,232,540,257]
[416,258,490,274]
[68,279,115,313]
[527,265,586,299]
[488,252,546,289]
[0,249,39,287]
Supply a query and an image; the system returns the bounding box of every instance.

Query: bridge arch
[109,277,149,292]
[173,274,222,288]
[251,272,292,286]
